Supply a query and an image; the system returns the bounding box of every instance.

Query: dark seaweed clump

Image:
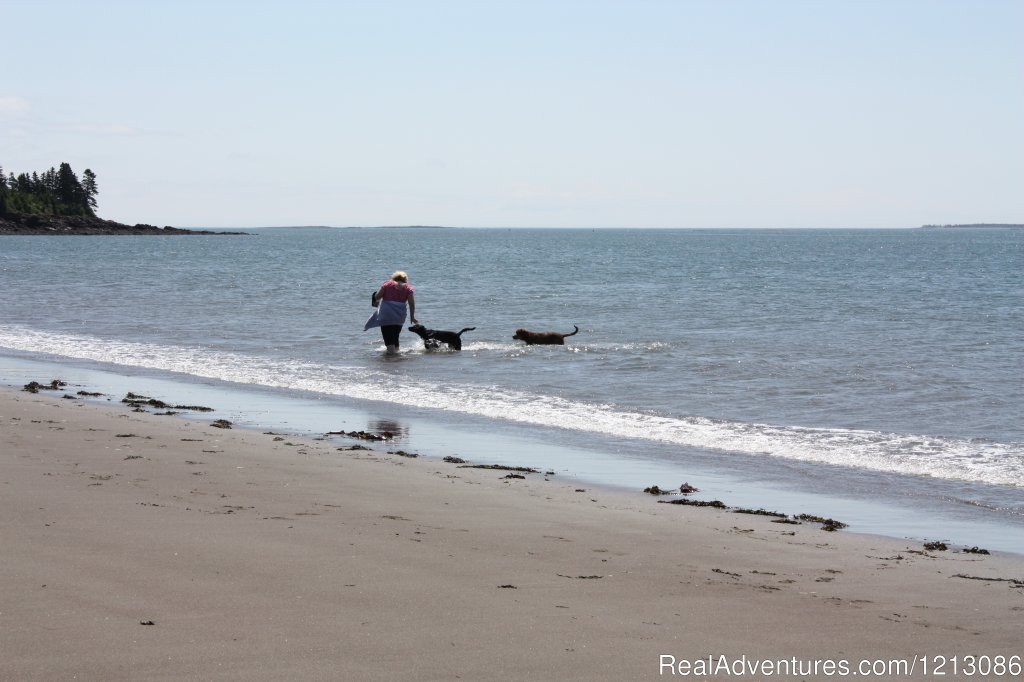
[733,508,788,518]
[121,393,214,412]
[796,514,848,532]
[659,498,728,509]
[23,379,67,393]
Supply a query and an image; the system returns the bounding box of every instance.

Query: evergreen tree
[46,167,58,192]
[56,162,85,209]
[82,168,98,211]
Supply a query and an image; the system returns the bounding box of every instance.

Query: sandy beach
[2,385,1022,681]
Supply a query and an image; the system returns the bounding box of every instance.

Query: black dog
[408,324,476,351]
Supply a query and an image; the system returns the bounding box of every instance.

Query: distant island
[0,161,240,235]
[921,223,1024,229]
[346,225,449,229]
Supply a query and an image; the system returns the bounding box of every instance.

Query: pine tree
[82,168,98,212]
[43,167,57,193]
[56,162,84,208]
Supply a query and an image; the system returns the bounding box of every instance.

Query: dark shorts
[381,325,402,348]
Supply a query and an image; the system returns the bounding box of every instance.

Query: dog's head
[512,329,529,340]
[408,324,428,337]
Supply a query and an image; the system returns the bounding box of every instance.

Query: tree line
[0,162,99,217]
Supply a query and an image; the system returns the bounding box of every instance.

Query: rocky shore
[0,212,242,235]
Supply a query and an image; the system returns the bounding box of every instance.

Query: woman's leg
[381,325,401,354]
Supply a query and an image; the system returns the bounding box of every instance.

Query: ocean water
[1,227,1022,551]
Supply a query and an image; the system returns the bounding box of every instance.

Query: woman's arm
[407,292,417,324]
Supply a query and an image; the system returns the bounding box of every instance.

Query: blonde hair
[391,271,408,283]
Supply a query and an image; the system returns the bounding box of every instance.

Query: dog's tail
[456,327,476,337]
[565,325,579,337]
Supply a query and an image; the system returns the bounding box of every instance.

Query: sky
[2,0,1022,228]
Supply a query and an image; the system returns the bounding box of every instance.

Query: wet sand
[2,386,1022,681]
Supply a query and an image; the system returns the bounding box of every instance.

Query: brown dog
[512,325,579,345]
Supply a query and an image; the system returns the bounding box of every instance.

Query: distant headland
[921,223,1024,229]
[0,213,245,236]
[0,161,242,235]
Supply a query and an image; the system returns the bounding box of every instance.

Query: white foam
[2,325,1021,488]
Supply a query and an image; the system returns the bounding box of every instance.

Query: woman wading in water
[364,271,418,354]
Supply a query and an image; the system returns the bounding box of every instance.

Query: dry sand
[2,386,1022,681]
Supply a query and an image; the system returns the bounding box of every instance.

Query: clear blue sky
[3,0,1021,228]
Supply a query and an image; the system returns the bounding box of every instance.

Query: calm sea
[2,228,1022,550]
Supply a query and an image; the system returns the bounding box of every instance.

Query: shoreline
[3,380,1024,678]
[2,352,1021,557]
[0,211,247,235]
